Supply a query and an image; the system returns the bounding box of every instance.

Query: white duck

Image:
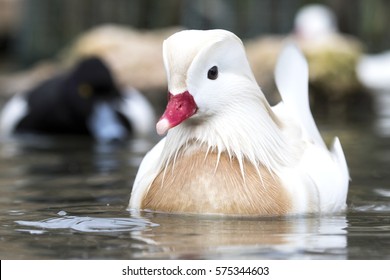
[129,29,349,216]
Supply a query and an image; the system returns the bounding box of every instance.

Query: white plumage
[129,29,349,216]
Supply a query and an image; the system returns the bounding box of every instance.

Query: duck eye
[207,66,218,80]
[78,83,93,98]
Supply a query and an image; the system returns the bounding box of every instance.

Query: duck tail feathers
[275,42,326,149]
[330,136,350,186]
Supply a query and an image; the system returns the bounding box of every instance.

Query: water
[0,98,389,260]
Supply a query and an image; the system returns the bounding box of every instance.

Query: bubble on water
[57,210,67,216]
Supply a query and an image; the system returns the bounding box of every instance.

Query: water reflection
[13,210,348,259]
[130,213,348,259]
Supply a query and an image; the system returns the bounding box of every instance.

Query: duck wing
[129,137,166,210]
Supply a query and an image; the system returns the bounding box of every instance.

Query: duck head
[157,29,259,135]
[65,57,121,114]
[65,57,129,142]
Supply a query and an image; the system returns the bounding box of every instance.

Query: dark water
[0,95,389,260]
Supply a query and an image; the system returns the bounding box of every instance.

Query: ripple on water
[15,214,158,233]
[352,204,390,213]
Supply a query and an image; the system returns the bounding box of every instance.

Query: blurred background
[0,0,388,112]
[0,0,388,118]
[1,0,389,64]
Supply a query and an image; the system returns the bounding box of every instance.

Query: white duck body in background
[357,51,390,92]
[129,29,349,216]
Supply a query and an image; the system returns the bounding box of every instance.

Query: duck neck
[161,92,302,174]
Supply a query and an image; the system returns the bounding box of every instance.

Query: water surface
[0,96,389,260]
